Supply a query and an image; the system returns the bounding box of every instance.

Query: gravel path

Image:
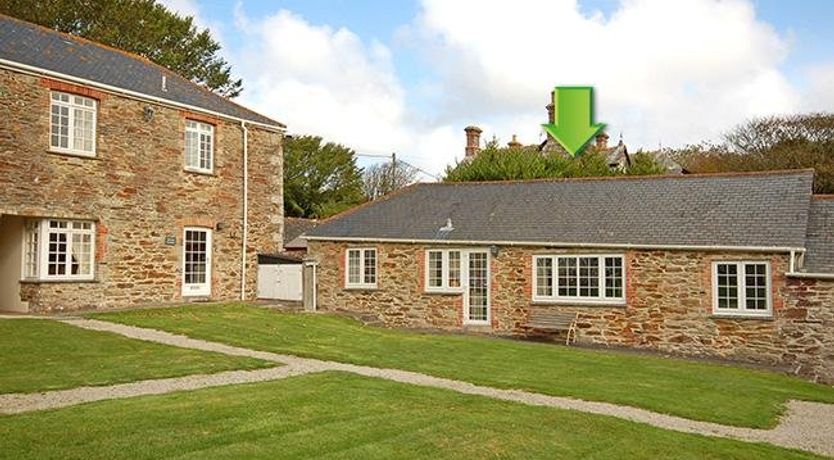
[1,318,830,457]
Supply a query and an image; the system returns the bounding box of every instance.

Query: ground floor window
[345,248,377,288]
[21,218,95,281]
[712,261,771,317]
[533,254,625,304]
[182,228,212,297]
[425,249,462,292]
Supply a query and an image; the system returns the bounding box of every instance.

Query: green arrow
[541,86,605,157]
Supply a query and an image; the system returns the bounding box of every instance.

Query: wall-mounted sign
[164,235,177,246]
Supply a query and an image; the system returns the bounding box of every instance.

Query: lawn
[92,304,834,429]
[0,318,273,394]
[0,371,823,460]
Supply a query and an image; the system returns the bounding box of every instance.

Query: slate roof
[0,14,282,127]
[803,198,834,273]
[284,217,318,250]
[306,170,815,250]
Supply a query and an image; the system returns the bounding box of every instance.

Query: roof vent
[440,218,454,232]
[161,75,168,92]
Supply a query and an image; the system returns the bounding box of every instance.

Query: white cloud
[161,0,805,176]
[232,10,411,157]
[411,0,798,151]
[803,64,834,112]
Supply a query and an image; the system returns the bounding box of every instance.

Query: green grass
[92,304,834,429]
[0,371,823,460]
[0,318,274,394]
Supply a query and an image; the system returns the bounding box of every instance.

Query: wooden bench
[528,309,578,345]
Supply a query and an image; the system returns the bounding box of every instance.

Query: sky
[162,0,834,178]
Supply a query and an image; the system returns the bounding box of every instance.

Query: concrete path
[1,318,832,457]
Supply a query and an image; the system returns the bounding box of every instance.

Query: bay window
[21,219,95,281]
[533,255,625,304]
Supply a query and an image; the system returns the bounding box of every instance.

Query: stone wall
[309,240,834,383]
[0,68,283,312]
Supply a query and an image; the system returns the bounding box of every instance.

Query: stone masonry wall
[309,240,834,383]
[0,68,283,312]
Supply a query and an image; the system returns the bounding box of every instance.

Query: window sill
[531,299,627,308]
[424,289,463,296]
[710,313,773,321]
[46,149,99,160]
[184,168,215,176]
[344,286,379,292]
[20,278,98,284]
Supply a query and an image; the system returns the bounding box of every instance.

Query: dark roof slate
[803,198,834,273]
[284,217,318,249]
[0,15,282,127]
[307,170,815,249]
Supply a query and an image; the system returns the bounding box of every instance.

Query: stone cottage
[304,170,834,382]
[0,15,284,312]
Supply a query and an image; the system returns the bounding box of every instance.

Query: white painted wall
[0,215,25,312]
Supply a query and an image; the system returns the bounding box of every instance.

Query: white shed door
[258,264,303,301]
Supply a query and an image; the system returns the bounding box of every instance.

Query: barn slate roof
[306,170,816,251]
[803,198,834,273]
[0,14,282,127]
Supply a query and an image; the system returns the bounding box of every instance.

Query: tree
[362,159,419,200]
[443,141,665,182]
[674,113,834,193]
[0,0,242,97]
[283,135,365,218]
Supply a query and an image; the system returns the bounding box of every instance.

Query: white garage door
[257,264,303,301]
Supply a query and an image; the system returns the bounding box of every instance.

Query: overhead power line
[355,152,441,181]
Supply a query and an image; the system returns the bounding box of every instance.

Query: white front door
[182,227,212,297]
[463,250,490,324]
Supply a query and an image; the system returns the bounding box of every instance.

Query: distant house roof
[284,217,319,250]
[0,14,283,128]
[804,197,834,273]
[306,170,815,251]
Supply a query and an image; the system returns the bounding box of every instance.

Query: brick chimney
[464,125,482,159]
[507,134,522,149]
[595,132,610,150]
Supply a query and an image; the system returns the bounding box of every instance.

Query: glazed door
[182,228,212,297]
[463,251,490,324]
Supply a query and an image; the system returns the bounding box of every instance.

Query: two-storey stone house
[0,15,284,312]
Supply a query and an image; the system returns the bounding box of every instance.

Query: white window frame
[463,250,491,325]
[184,120,215,174]
[21,219,96,281]
[182,227,213,297]
[21,220,40,280]
[711,261,772,318]
[532,254,626,305]
[345,248,377,289]
[49,91,97,157]
[424,249,463,293]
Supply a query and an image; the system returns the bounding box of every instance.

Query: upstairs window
[185,120,214,173]
[346,248,377,288]
[533,255,625,304]
[50,91,96,156]
[713,261,771,317]
[21,219,95,281]
[425,249,462,292]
